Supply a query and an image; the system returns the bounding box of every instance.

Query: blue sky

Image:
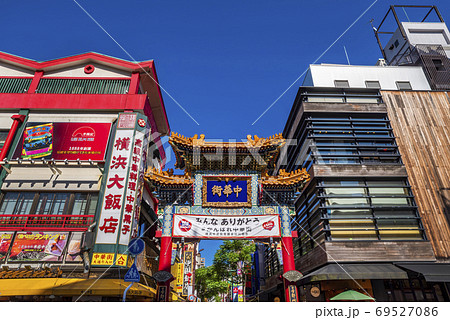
[2,0,449,266]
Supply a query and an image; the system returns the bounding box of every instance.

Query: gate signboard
[172,214,281,239]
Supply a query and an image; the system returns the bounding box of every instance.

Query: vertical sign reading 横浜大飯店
[93,113,149,266]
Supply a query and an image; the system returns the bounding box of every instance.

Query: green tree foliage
[194,265,228,302]
[195,240,256,301]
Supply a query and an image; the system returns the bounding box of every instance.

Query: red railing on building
[0,214,95,231]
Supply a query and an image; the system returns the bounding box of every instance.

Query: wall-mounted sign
[8,232,68,262]
[202,176,251,208]
[0,232,14,262]
[92,252,115,266]
[182,250,194,297]
[172,214,281,239]
[15,122,112,161]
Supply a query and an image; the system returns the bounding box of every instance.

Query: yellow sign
[92,253,115,266]
[115,254,128,266]
[175,263,184,293]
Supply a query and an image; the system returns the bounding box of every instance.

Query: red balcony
[0,214,95,231]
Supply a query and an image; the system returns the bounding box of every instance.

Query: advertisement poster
[22,123,53,159]
[8,232,68,262]
[64,232,83,262]
[0,232,14,262]
[172,214,281,239]
[15,122,112,161]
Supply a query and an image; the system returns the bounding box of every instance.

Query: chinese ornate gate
[145,133,309,302]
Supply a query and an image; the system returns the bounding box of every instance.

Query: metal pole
[122,282,134,302]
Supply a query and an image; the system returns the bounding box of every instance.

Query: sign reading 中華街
[172,214,281,238]
[15,122,112,161]
[202,176,251,208]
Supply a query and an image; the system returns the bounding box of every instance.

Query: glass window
[307,96,344,103]
[72,193,89,215]
[327,208,372,218]
[371,197,409,205]
[396,81,412,90]
[369,187,409,195]
[326,197,369,206]
[334,80,350,88]
[331,230,378,240]
[367,180,406,186]
[87,194,98,215]
[324,188,366,196]
[373,209,417,218]
[15,193,35,215]
[365,80,381,89]
[0,192,20,214]
[322,180,365,186]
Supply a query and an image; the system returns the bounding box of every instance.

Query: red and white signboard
[172,214,281,239]
[118,126,147,245]
[95,129,134,244]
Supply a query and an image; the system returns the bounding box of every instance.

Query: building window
[432,59,446,71]
[334,80,350,88]
[298,115,402,166]
[0,192,98,216]
[396,81,412,90]
[292,177,425,255]
[365,81,381,89]
[319,178,424,241]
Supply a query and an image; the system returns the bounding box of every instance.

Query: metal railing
[0,214,95,231]
[0,78,32,93]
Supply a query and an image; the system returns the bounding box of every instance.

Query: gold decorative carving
[261,168,310,188]
[145,167,194,186]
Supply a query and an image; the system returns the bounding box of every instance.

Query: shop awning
[396,263,450,282]
[0,278,156,298]
[299,264,408,283]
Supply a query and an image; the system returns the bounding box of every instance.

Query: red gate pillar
[281,236,299,302]
[156,206,174,301]
[280,207,299,302]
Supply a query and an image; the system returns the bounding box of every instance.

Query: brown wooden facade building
[269,5,450,302]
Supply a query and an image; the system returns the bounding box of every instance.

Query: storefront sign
[118,121,149,245]
[202,176,252,208]
[92,252,115,265]
[15,122,112,161]
[8,232,68,262]
[182,250,194,296]
[172,214,281,239]
[288,285,298,302]
[95,113,149,252]
[175,263,184,293]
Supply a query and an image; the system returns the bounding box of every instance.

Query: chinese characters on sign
[94,113,149,263]
[92,253,115,265]
[119,126,148,245]
[172,214,281,238]
[95,129,134,245]
[182,250,194,297]
[202,176,252,208]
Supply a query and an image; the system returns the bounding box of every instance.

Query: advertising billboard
[0,232,14,262]
[14,122,112,161]
[8,232,68,262]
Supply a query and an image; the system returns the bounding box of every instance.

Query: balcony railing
[0,214,95,231]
